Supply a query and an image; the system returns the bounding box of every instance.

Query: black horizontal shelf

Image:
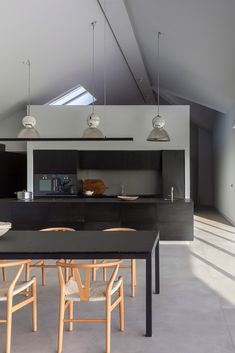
[0,137,134,142]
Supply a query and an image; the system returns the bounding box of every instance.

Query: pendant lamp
[82,21,104,138]
[17,60,40,138]
[147,32,170,142]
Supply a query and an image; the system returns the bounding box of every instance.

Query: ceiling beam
[97,0,156,104]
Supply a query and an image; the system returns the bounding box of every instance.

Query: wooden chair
[56,259,124,353]
[93,228,137,297]
[1,260,7,281]
[0,260,37,353]
[26,227,75,285]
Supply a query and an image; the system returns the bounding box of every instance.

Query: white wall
[213,109,235,224]
[25,105,190,198]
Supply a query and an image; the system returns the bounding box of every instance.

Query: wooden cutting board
[82,179,106,195]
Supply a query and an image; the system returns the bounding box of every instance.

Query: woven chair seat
[65,277,122,302]
[0,279,34,301]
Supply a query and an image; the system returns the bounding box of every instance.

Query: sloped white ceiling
[0,0,144,122]
[0,0,234,124]
[124,0,235,114]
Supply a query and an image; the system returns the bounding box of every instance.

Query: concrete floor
[2,208,235,353]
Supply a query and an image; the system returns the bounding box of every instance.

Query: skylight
[47,85,96,106]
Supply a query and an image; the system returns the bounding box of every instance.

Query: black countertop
[0,196,193,204]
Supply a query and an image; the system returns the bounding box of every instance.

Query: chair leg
[133,260,137,287]
[41,261,46,286]
[68,301,73,332]
[119,282,125,332]
[64,262,69,283]
[24,263,32,297]
[6,298,13,353]
[32,279,38,332]
[92,260,97,281]
[57,297,65,353]
[2,267,6,282]
[131,260,136,297]
[103,268,107,281]
[106,298,111,353]
[25,263,30,281]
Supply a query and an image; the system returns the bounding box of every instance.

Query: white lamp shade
[147,127,170,142]
[147,114,170,141]
[17,127,40,138]
[82,127,105,138]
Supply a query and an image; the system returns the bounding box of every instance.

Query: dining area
[3,0,235,351]
[0,225,159,353]
[0,112,191,353]
[0,115,191,353]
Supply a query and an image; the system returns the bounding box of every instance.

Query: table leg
[155,241,160,294]
[146,255,152,337]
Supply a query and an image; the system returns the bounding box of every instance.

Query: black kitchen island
[0,197,193,241]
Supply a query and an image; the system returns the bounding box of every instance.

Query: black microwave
[34,174,78,197]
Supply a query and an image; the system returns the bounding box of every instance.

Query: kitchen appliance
[34,174,78,197]
[15,190,33,200]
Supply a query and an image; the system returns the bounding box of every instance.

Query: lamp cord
[157,32,161,116]
[103,0,107,107]
[23,59,31,116]
[91,21,96,115]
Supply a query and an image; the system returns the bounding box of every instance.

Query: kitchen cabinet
[78,151,162,170]
[0,198,194,240]
[0,152,26,197]
[156,201,193,241]
[10,201,84,230]
[32,149,186,198]
[120,203,157,229]
[33,150,78,174]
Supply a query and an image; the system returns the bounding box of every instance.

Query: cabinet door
[33,150,78,174]
[0,201,11,222]
[79,151,162,170]
[11,202,84,230]
[0,152,26,197]
[156,201,194,241]
[120,203,157,229]
[84,202,120,230]
[162,150,185,199]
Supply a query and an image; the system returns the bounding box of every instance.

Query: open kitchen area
[0,146,193,241]
[1,0,235,353]
[0,102,194,353]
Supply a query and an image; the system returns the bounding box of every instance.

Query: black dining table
[0,230,159,337]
